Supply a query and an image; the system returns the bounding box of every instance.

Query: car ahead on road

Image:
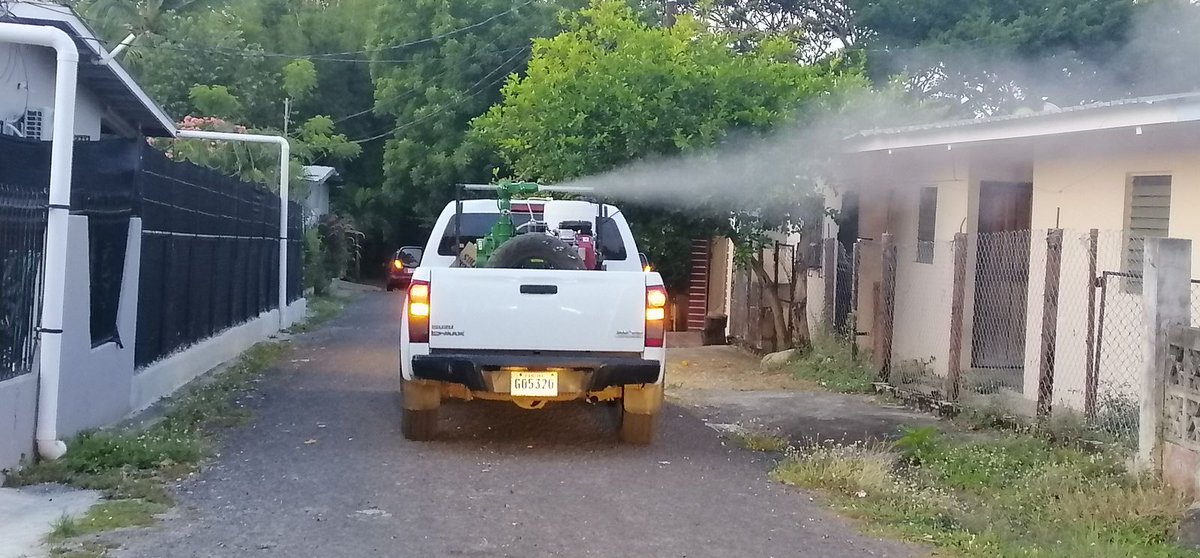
[386,247,423,292]
[398,196,667,443]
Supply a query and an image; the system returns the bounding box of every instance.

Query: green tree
[848,0,1138,114]
[188,85,241,119]
[368,0,569,222]
[472,0,866,347]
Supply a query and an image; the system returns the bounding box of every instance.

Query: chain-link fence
[0,182,47,382]
[860,228,1151,445]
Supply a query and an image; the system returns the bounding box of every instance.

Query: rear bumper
[411,351,661,392]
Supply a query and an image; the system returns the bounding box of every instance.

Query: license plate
[510,371,558,397]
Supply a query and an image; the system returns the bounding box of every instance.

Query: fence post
[1139,238,1192,469]
[850,240,862,354]
[945,233,968,401]
[877,233,897,382]
[1084,228,1100,422]
[1037,229,1063,419]
[823,237,836,332]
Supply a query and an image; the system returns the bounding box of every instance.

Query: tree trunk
[750,255,790,351]
[792,269,811,350]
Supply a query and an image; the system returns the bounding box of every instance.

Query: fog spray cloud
[558,1,1200,212]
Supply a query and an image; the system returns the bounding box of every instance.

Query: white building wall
[1018,141,1200,410]
[0,43,105,141]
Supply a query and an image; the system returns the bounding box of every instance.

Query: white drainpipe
[0,22,79,460]
[174,131,292,329]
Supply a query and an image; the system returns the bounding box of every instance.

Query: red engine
[554,220,599,270]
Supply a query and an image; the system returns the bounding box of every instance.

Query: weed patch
[734,431,789,453]
[48,500,165,543]
[789,337,874,393]
[286,294,345,334]
[772,427,1193,557]
[7,342,287,493]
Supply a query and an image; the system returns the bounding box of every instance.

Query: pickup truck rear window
[438,212,542,255]
[438,211,630,261]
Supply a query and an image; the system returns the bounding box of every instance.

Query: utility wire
[10,0,536,61]
[349,47,530,144]
[333,44,530,125]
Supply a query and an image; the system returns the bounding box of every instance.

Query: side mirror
[398,246,424,266]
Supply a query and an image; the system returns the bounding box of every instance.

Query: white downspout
[174,131,291,329]
[0,22,80,461]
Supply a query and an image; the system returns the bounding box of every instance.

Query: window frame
[915,186,938,264]
[1122,173,1173,293]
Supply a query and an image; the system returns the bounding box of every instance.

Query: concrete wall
[55,216,141,437]
[303,181,330,226]
[0,211,307,473]
[132,299,306,413]
[1016,140,1200,408]
[0,373,37,474]
[0,44,105,141]
[849,155,972,377]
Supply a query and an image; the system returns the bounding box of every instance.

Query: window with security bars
[916,186,937,264]
[1124,174,1172,293]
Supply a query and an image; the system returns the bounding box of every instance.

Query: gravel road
[108,291,919,558]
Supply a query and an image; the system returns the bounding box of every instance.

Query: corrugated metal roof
[2,2,176,137]
[853,92,1200,139]
[302,165,339,184]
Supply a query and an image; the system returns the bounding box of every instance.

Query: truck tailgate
[427,268,647,352]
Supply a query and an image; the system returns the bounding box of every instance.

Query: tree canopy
[471,0,868,342]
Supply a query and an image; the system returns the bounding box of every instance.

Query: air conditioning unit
[22,108,46,140]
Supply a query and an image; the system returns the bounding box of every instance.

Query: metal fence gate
[0,182,47,382]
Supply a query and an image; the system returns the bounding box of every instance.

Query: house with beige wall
[829,92,1200,414]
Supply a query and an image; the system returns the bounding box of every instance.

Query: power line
[333,45,530,124]
[349,47,530,144]
[12,0,537,62]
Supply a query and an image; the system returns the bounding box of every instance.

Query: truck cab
[398,198,667,443]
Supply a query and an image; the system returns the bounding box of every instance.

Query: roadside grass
[286,294,346,334]
[789,336,874,394]
[48,541,110,558]
[47,500,166,542]
[3,293,347,556]
[772,426,1194,557]
[6,341,287,494]
[734,431,790,453]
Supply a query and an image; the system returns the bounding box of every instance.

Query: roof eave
[849,96,1200,154]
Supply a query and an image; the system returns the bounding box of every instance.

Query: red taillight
[645,285,667,348]
[408,280,430,343]
[392,259,404,270]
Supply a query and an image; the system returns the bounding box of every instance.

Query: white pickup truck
[398,198,667,443]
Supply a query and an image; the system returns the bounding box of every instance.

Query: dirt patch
[666,346,813,393]
[667,345,938,446]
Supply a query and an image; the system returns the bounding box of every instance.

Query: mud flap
[402,379,442,411]
[622,383,664,415]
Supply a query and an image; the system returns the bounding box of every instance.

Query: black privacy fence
[136,144,303,367]
[0,135,303,375]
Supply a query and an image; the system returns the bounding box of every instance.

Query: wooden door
[971,182,1033,369]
